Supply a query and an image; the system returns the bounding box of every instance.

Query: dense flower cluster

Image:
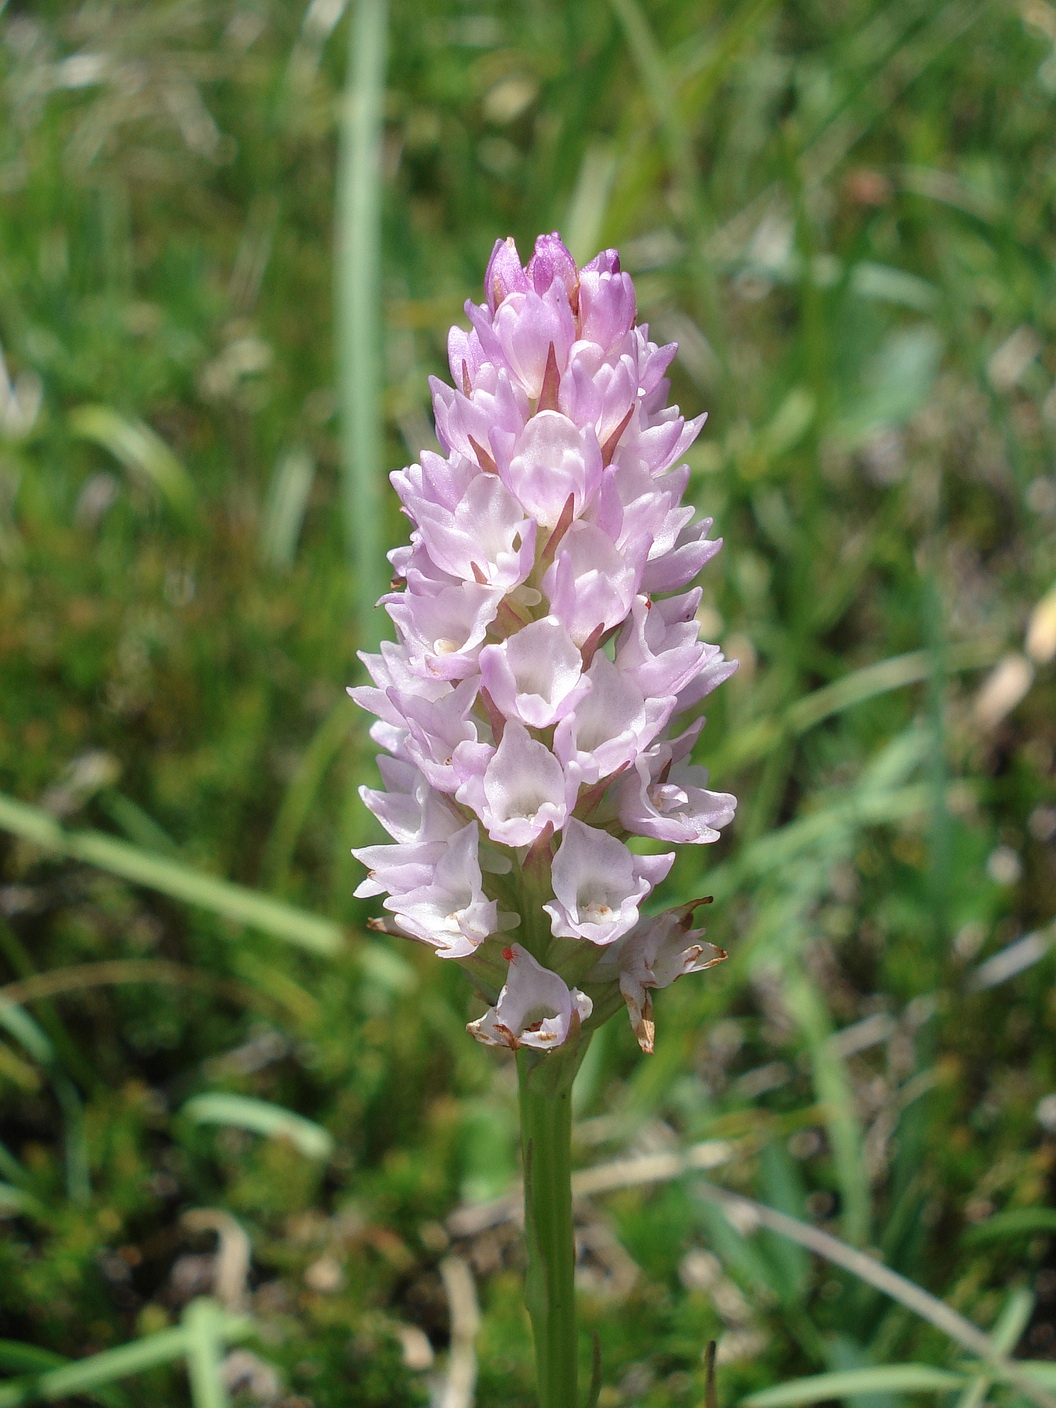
[352,233,735,1054]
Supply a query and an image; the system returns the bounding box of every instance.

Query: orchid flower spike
[352,232,737,1053]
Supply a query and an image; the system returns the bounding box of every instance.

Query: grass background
[0,0,1054,1404]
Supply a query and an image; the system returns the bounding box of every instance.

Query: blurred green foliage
[0,0,1054,1404]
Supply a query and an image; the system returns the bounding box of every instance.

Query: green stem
[517,1045,584,1408]
[336,0,389,645]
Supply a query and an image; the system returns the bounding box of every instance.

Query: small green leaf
[953,1288,1037,1408]
[182,1093,334,1161]
[0,1326,185,1406]
[1021,1365,1056,1389]
[849,262,940,312]
[0,1182,35,1216]
[0,1306,253,1405]
[976,1361,1056,1390]
[834,325,943,447]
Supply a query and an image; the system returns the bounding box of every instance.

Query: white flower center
[579,898,614,922]
[651,783,689,815]
[521,1003,560,1029]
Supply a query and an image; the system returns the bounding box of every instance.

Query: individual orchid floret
[411,472,537,591]
[527,232,579,298]
[430,374,528,462]
[495,412,603,529]
[489,285,576,400]
[352,838,447,901]
[391,448,476,515]
[385,581,503,680]
[478,616,587,729]
[642,516,722,595]
[553,652,674,786]
[592,900,726,1053]
[352,230,739,1057]
[615,742,737,844]
[358,756,463,846]
[484,235,533,310]
[393,677,489,794]
[615,591,714,700]
[543,521,639,645]
[576,263,636,352]
[544,818,674,947]
[349,639,450,731]
[468,944,592,1050]
[455,721,574,847]
[381,821,504,959]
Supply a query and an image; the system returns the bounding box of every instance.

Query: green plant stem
[517,1046,583,1408]
[336,0,389,642]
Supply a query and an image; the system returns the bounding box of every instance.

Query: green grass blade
[963,1208,1056,1244]
[0,1308,252,1406]
[0,1182,40,1216]
[741,1364,968,1408]
[0,1140,33,1190]
[99,793,181,858]
[0,1327,188,1407]
[336,0,390,645]
[784,972,870,1248]
[713,639,1001,774]
[953,1287,1035,1408]
[708,781,938,906]
[785,641,1000,736]
[605,0,696,197]
[564,141,619,266]
[53,1072,90,1204]
[0,1347,64,1377]
[0,996,54,1066]
[605,0,721,351]
[259,445,315,571]
[0,792,343,955]
[262,697,353,889]
[182,1300,231,1408]
[695,1182,1056,1408]
[0,996,89,1201]
[182,1093,334,1161]
[1007,1365,1056,1390]
[68,404,195,519]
